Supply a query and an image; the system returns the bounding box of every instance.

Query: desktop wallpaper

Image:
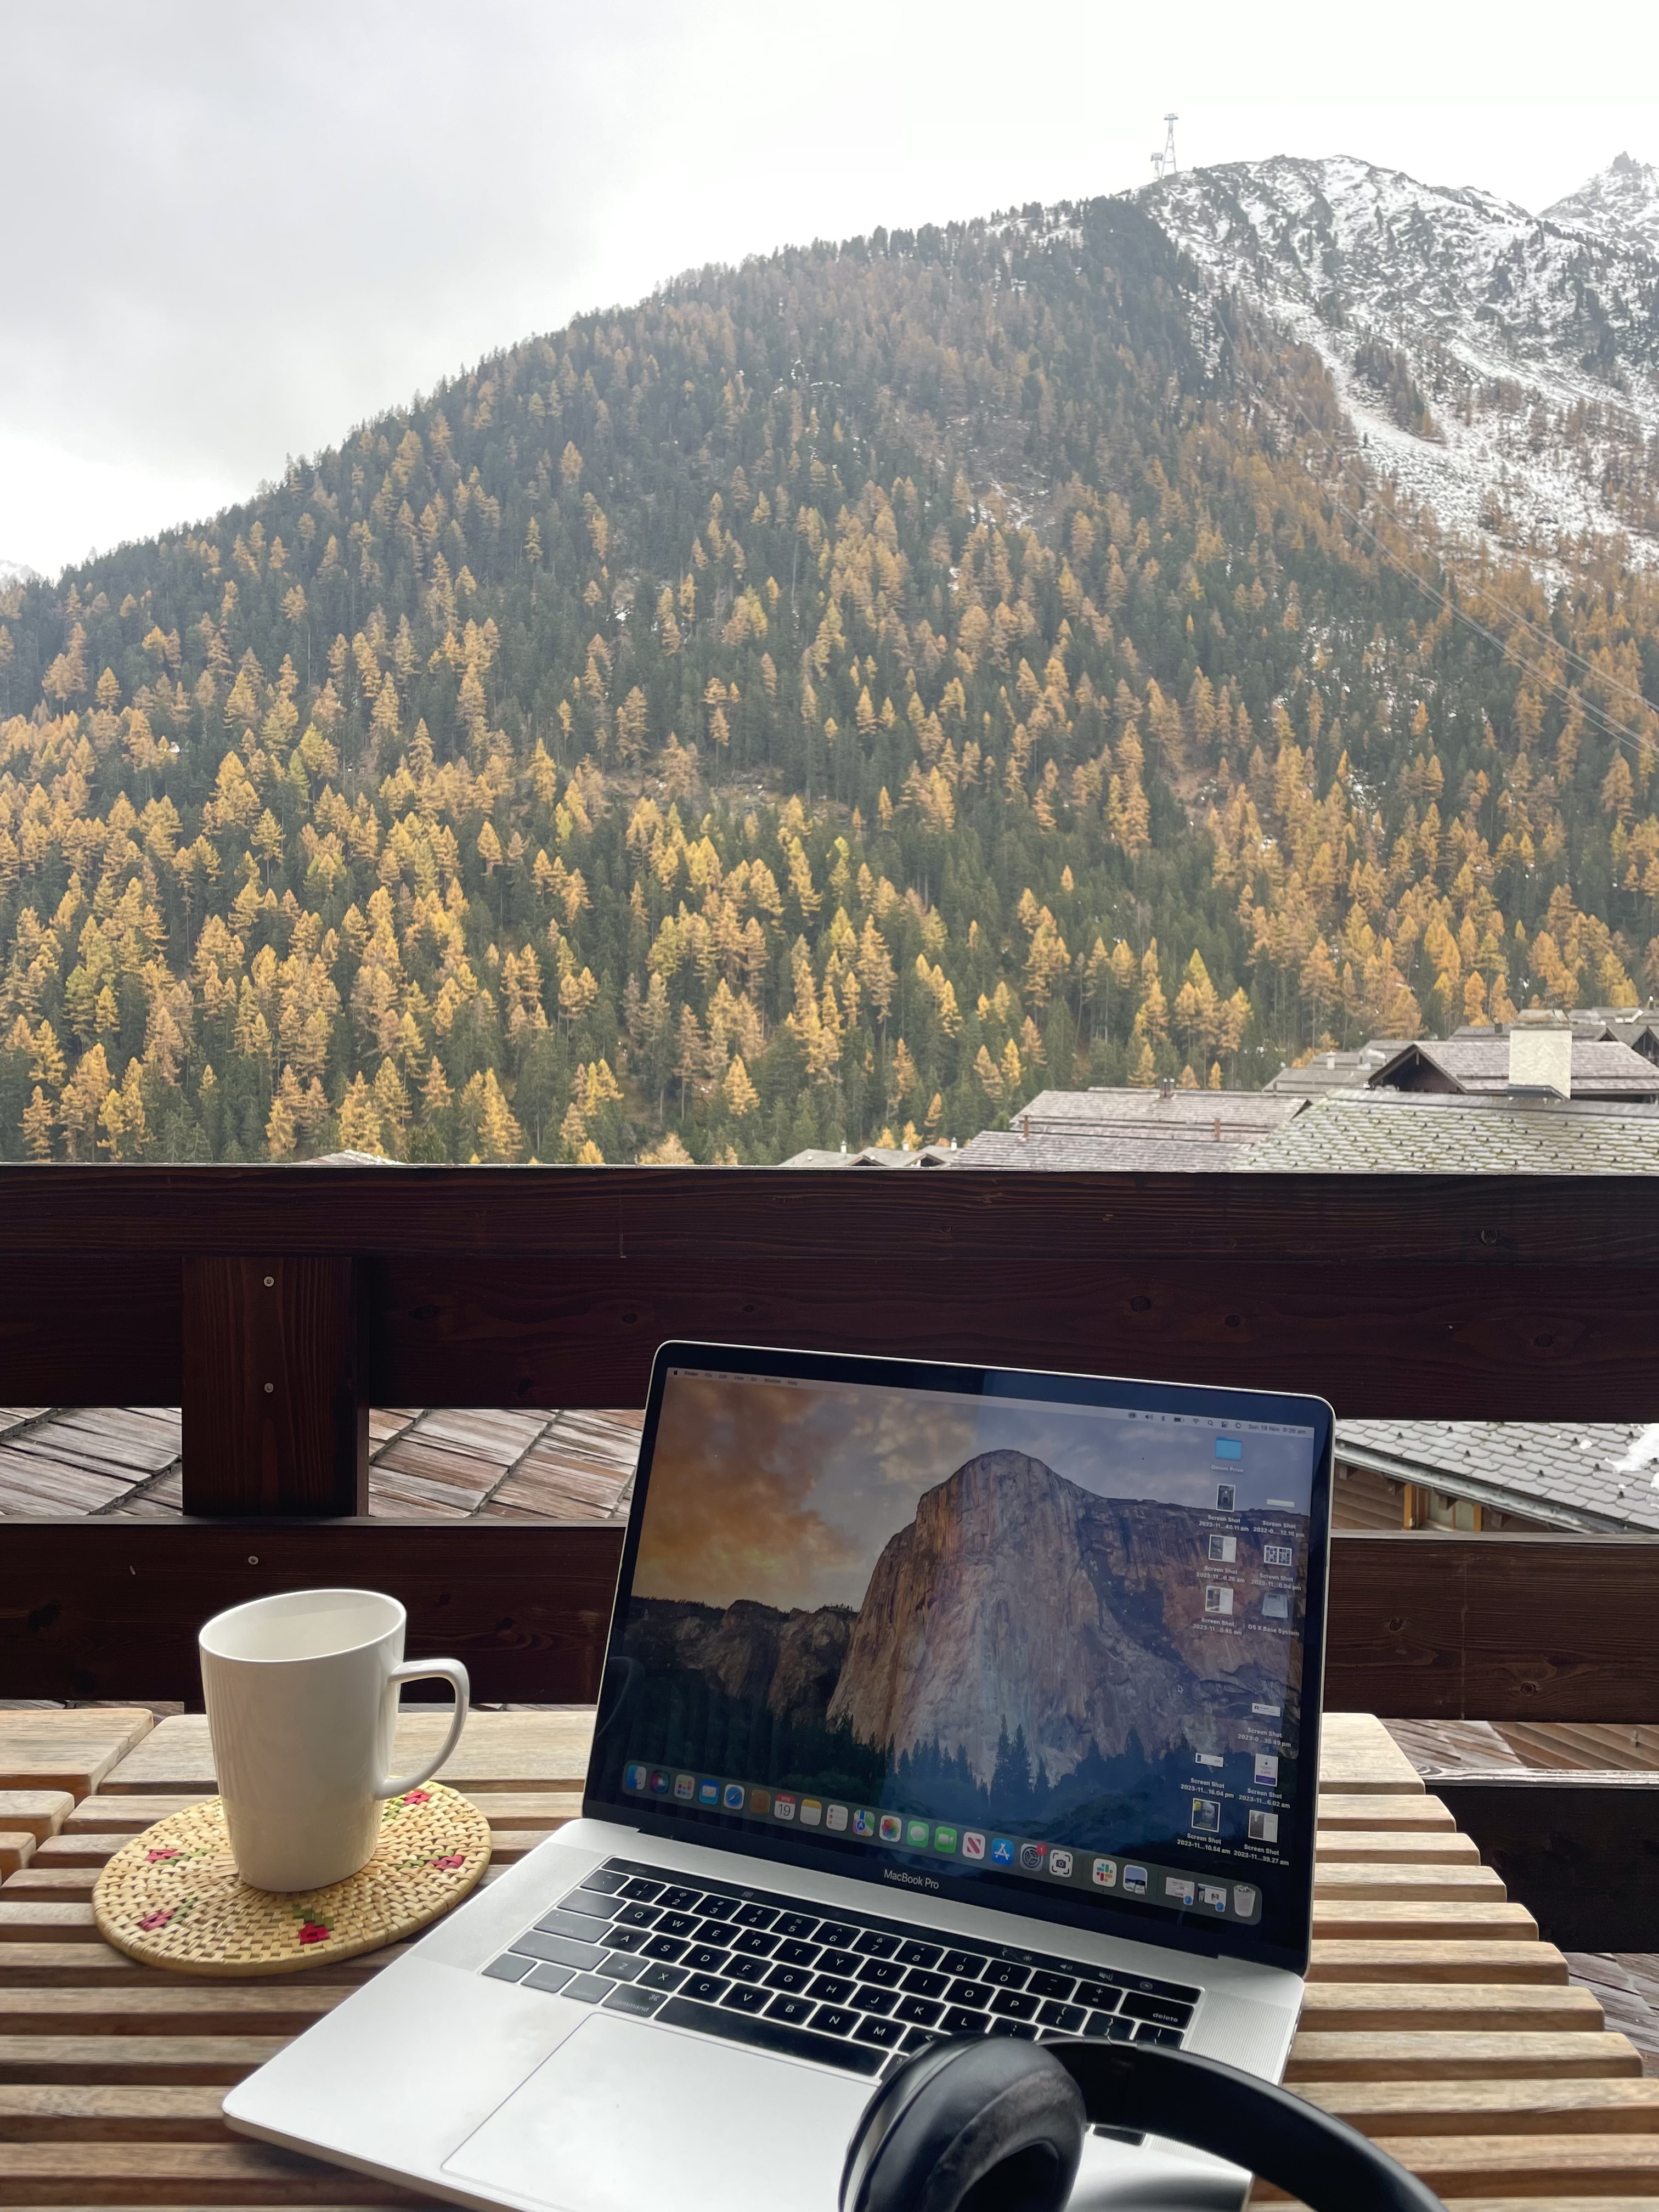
[603,1373,1313,1876]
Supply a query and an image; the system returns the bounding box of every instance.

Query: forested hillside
[3,194,1657,1163]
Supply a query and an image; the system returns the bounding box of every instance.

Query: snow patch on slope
[1547,153,1659,259]
[1141,155,1659,566]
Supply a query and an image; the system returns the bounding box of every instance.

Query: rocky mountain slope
[626,1455,1297,1791]
[825,1452,1293,1785]
[619,1595,855,1730]
[1142,154,1659,561]
[1546,153,1659,257]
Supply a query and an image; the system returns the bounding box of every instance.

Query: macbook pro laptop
[225,1342,1335,2211]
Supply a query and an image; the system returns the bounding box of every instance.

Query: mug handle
[375,1659,470,1798]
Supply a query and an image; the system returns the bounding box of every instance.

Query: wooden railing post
[180,1257,366,1516]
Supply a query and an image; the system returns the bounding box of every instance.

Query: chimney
[1509,1009,1572,1098]
[1019,1113,1031,1143]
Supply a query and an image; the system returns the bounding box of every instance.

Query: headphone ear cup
[843,2040,1086,2212]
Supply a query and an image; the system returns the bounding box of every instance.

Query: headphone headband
[842,2036,1444,2212]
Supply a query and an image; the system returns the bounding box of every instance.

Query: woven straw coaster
[93,1781,492,1977]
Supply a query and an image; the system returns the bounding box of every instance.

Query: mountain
[1144,154,1659,557]
[826,1452,1291,1786]
[622,1595,854,1729]
[1547,154,1659,258]
[0,561,40,592]
[3,171,1659,1167]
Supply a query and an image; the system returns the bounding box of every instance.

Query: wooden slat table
[1,1710,1654,2209]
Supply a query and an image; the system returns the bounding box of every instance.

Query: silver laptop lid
[587,1344,1334,1977]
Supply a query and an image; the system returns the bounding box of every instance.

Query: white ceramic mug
[199,1588,469,1892]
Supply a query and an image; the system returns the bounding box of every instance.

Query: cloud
[632,1376,871,1611]
[630,1373,1320,1613]
[7,4,1655,574]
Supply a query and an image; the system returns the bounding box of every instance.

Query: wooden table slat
[0,1807,71,1850]
[0,2140,426,2203]
[1308,1833,1480,1865]
[1304,2077,1659,2133]
[63,1793,580,1837]
[0,2083,233,2138]
[1307,1943,1567,1985]
[1257,2136,1659,2201]
[1316,1796,1456,1833]
[98,1714,594,1797]
[0,2038,289,2085]
[1285,2032,1643,2080]
[1310,1900,1538,1939]
[0,1718,156,1805]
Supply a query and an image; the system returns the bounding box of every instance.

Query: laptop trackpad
[443,2012,871,2212]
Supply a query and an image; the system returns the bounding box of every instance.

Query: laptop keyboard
[481,1856,1200,2081]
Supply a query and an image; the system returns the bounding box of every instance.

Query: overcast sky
[4,1,1656,580]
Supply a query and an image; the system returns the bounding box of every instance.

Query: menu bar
[665,1371,1314,1438]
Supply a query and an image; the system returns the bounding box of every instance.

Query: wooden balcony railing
[3,1163,1657,1942]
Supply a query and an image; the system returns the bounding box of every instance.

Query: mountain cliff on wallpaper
[616,1451,1301,1828]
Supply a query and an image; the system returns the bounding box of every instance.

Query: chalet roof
[951,1085,1308,1170]
[950,1128,1245,1171]
[1264,1043,1407,1095]
[1337,1418,1659,1535]
[1452,1009,1659,1063]
[781,1144,955,1168]
[1240,1088,1659,1173]
[1371,1035,1659,1098]
[0,1404,641,1523]
[1009,1087,1308,1135]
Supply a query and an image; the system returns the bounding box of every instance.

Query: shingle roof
[1337,1418,1659,1534]
[0,1404,642,1522]
[1240,1089,1659,1173]
[1265,1043,1407,1095]
[1012,1087,1308,1135]
[781,1145,955,1168]
[1373,1037,1659,1097]
[950,1129,1244,1171]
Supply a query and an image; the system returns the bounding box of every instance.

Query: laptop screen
[588,1345,1333,1971]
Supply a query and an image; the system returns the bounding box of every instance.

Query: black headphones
[842,2036,1444,2212]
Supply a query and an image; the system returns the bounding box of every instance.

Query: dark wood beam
[181,1257,366,1515]
[1437,1775,1659,1950]
[364,1251,1655,1415]
[7,1525,1659,1719]
[0,1256,180,1403]
[1327,1531,1659,1722]
[4,1162,1659,1266]
[5,1168,1659,1424]
[0,1520,624,1704]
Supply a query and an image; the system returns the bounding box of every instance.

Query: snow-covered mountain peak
[1140,152,1659,566]
[1545,153,1659,257]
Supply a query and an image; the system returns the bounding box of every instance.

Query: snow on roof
[1338,1417,1659,1535]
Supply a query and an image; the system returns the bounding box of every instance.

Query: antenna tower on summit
[1162,113,1178,177]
